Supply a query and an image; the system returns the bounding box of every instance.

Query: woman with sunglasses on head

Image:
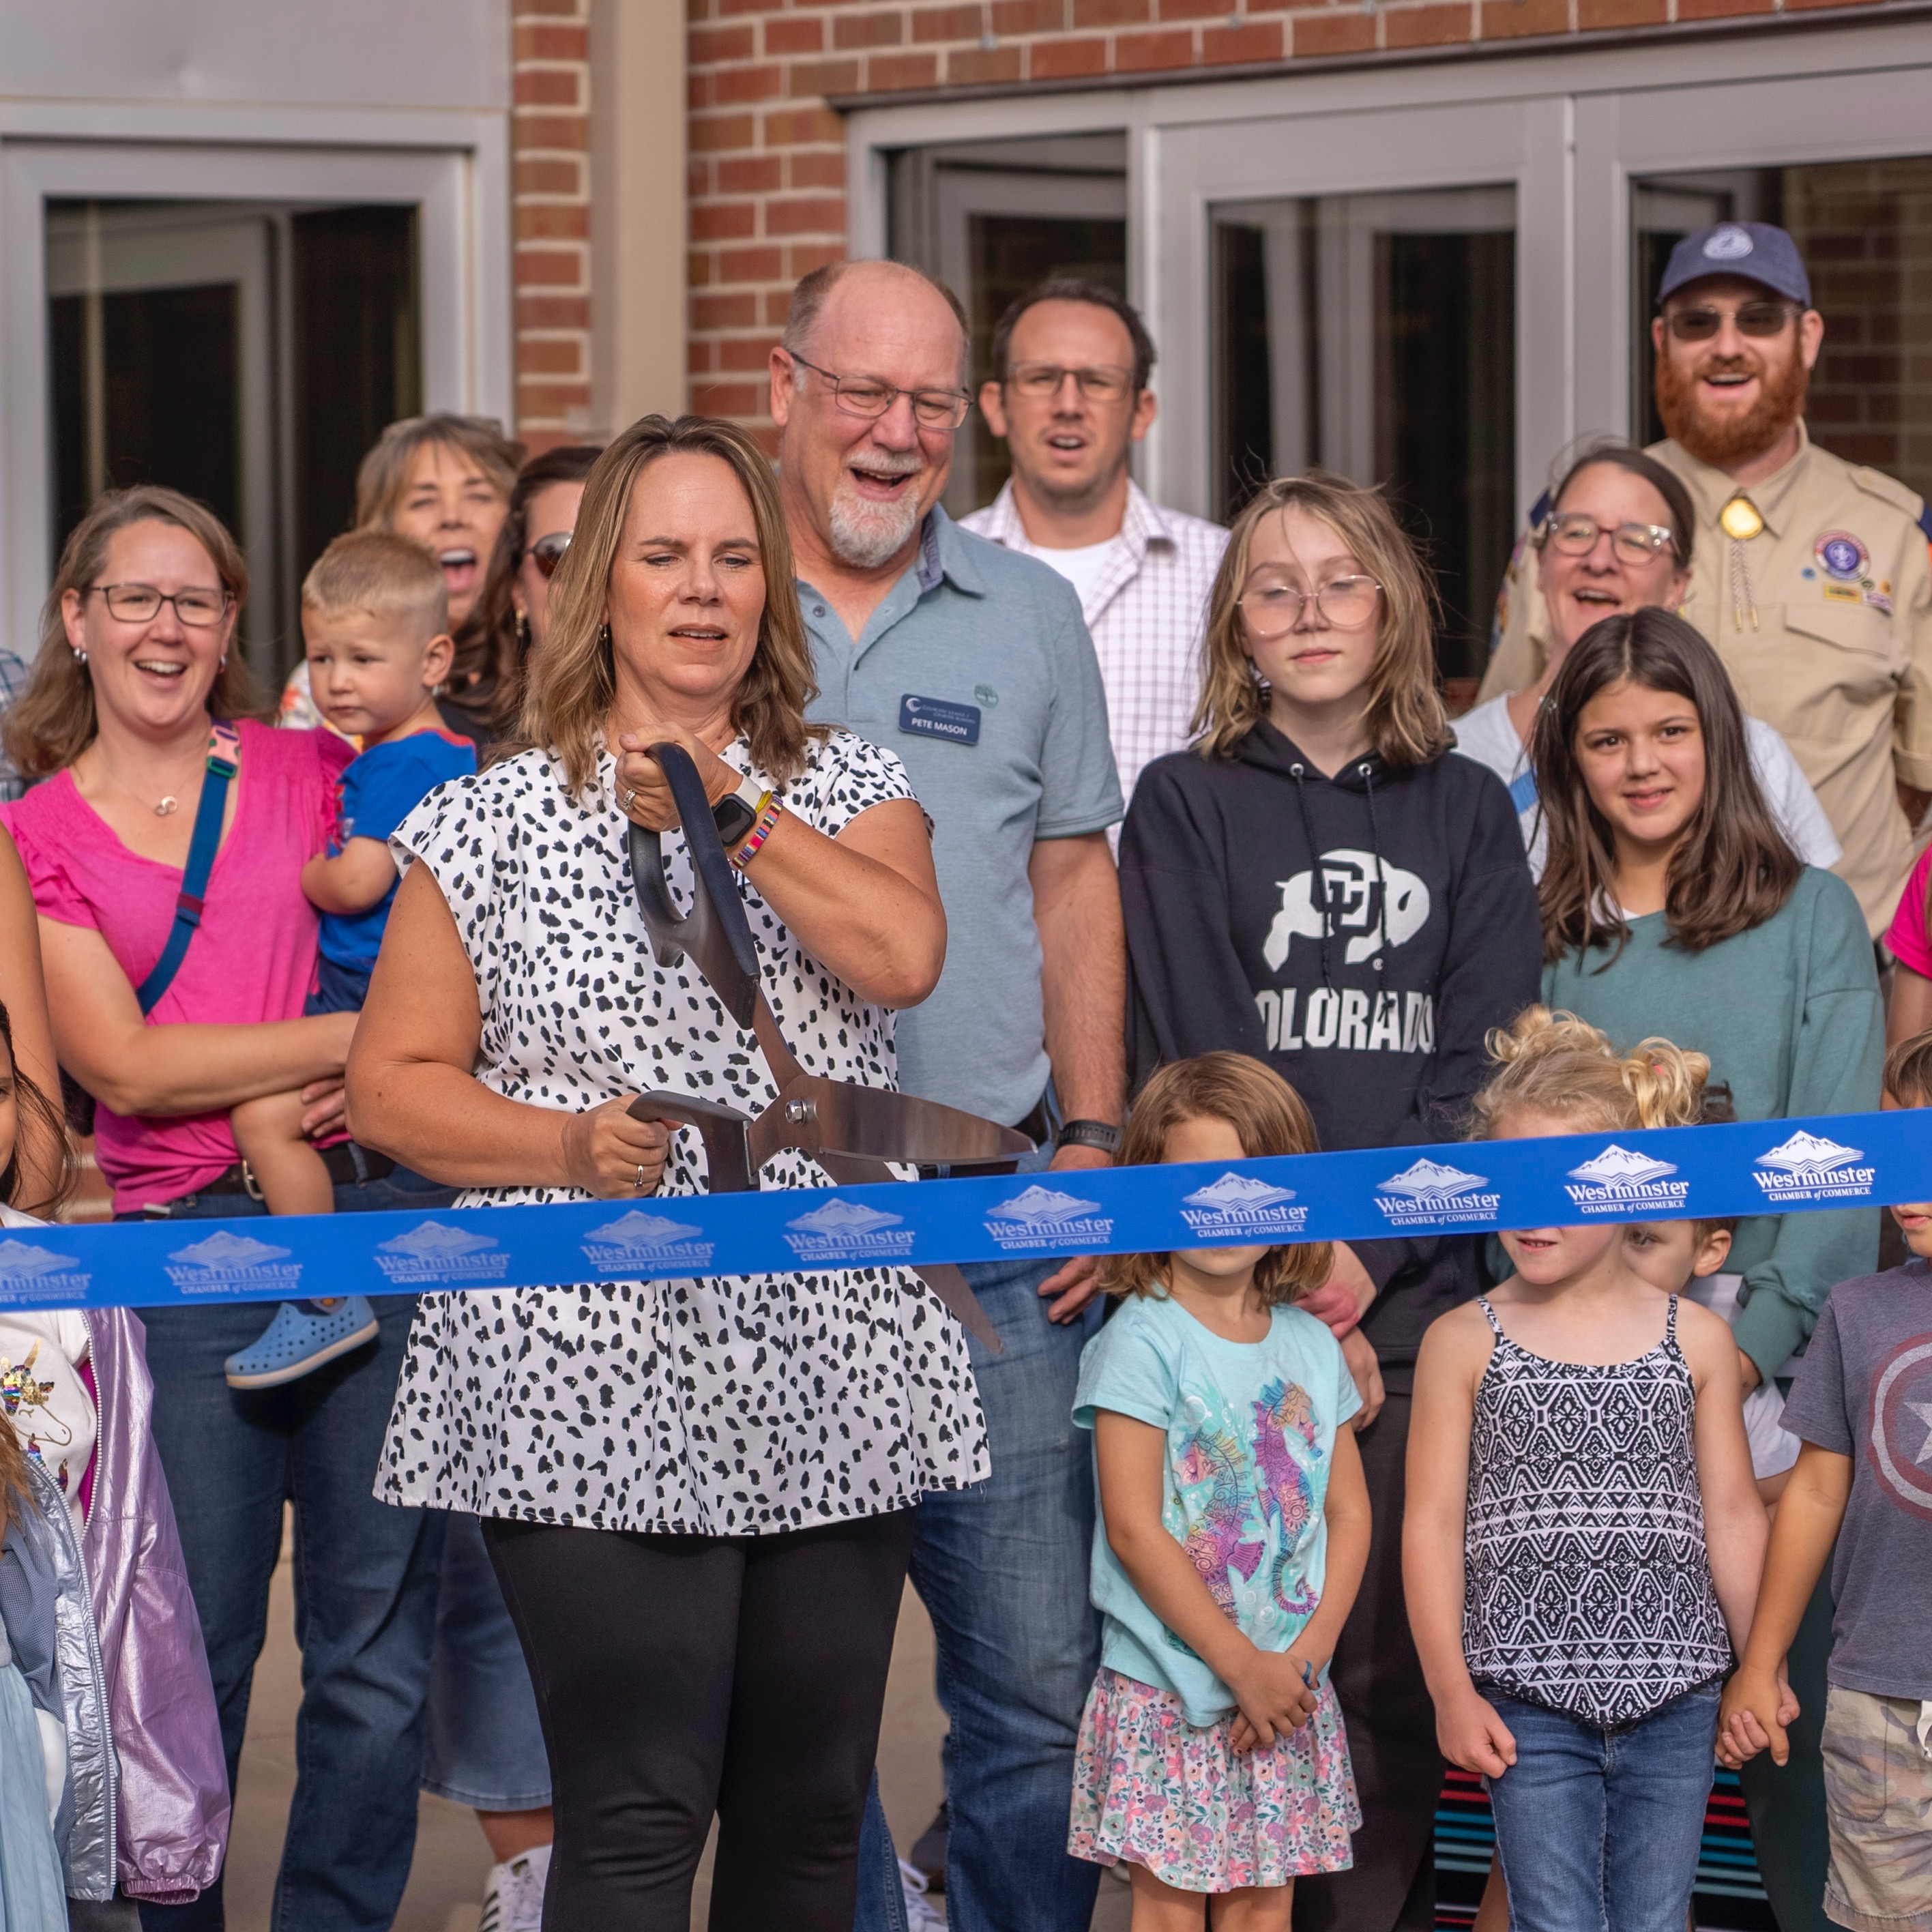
[1119,471,1541,1932]
[1452,443,1838,877]
[439,443,600,755]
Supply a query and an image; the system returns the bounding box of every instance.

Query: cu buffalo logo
[1263,851,1431,970]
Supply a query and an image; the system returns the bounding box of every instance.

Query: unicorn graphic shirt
[1075,1293,1361,1725]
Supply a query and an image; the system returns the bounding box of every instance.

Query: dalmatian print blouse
[375,731,990,1535]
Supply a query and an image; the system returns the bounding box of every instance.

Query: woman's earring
[515,611,530,650]
[218,653,228,671]
[600,621,612,652]
[71,647,87,664]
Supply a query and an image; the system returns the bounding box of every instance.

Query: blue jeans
[1486,1683,1721,1932]
[855,1251,1104,1932]
[132,1167,454,1932]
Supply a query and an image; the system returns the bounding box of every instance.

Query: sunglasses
[1664,302,1798,342]
[526,531,572,580]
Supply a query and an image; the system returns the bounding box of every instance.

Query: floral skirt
[1068,1667,1360,1892]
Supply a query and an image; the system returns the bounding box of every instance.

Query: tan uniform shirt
[1480,426,1932,935]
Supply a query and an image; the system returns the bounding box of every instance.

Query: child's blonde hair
[1099,1053,1332,1307]
[1884,1027,1932,1108]
[1473,1006,1711,1137]
[302,529,450,639]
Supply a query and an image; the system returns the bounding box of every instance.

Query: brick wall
[513,0,594,450]
[684,0,1881,437]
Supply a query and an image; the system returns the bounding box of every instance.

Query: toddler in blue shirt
[224,531,475,1389]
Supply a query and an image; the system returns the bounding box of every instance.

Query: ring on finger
[623,786,637,812]
[633,1163,646,1190]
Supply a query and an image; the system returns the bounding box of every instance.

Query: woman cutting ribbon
[347,413,985,1931]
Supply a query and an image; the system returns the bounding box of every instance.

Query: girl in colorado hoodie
[1119,471,1540,1932]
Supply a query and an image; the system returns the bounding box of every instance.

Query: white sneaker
[480,1842,551,1932]
[899,1854,946,1930]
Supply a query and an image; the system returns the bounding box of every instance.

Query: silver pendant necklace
[153,797,179,817]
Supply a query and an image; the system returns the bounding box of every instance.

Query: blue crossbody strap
[135,722,241,1016]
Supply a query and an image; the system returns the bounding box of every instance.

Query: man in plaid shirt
[965,279,1227,807]
[0,647,29,800]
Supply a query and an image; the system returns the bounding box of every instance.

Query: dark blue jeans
[132,1166,453,1932]
[855,1252,1104,1932]
[1487,1682,1721,1932]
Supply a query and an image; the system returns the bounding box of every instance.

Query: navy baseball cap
[1657,222,1811,308]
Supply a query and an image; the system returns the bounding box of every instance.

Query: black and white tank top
[1462,1296,1731,1727]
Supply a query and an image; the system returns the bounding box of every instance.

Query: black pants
[484,1508,915,1932]
[1294,1390,1444,1932]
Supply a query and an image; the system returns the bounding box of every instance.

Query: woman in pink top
[1885,847,1932,1044]
[0,485,450,1932]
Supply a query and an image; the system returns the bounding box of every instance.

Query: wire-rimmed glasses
[1004,362,1135,404]
[1538,513,1675,566]
[87,583,232,626]
[1240,576,1381,638]
[786,351,970,430]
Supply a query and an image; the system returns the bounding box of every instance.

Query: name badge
[898,694,980,745]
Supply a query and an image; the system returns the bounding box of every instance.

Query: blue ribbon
[3,1111,1919,1311]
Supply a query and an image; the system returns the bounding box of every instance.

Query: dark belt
[143,1141,396,1214]
[916,1094,1051,1180]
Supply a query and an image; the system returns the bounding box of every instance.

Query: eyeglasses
[786,352,969,430]
[526,531,572,581]
[1240,576,1381,637]
[1539,513,1676,565]
[87,583,231,627]
[1004,362,1136,404]
[1664,302,1799,342]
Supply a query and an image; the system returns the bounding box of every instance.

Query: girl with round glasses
[1451,445,1838,877]
[1119,470,1541,1932]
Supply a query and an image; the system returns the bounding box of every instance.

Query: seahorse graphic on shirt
[1173,1413,1255,1620]
[1250,1377,1321,1619]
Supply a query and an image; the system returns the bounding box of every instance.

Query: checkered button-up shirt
[962,480,1227,806]
[0,648,30,802]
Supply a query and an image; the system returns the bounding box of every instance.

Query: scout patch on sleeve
[1815,531,1870,582]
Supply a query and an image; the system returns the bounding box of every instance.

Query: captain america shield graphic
[1867,1331,1932,1521]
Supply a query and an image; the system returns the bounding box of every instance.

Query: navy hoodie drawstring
[1359,761,1394,975]
[1289,763,1334,990]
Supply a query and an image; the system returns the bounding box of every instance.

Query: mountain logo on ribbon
[782,1196,913,1261]
[581,1209,714,1276]
[1377,1159,1490,1203]
[1373,1158,1500,1227]
[169,1231,293,1268]
[987,1186,1104,1229]
[378,1222,497,1258]
[373,1220,510,1284]
[787,1199,904,1238]
[585,1210,705,1247]
[0,1238,90,1299]
[1756,1132,1863,1180]
[1183,1173,1296,1211]
[1751,1130,1876,1203]
[0,1240,76,1280]
[1567,1145,1679,1186]
[164,1229,302,1294]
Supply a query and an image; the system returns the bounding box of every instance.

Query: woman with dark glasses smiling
[442,443,602,752]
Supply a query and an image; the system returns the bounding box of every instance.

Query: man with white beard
[1482,220,1932,939]
[768,259,1126,1932]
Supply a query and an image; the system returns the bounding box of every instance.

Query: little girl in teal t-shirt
[1068,1053,1371,1924]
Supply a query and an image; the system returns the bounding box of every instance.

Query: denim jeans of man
[132,1166,452,1932]
[1486,1683,1721,1932]
[853,1248,1104,1932]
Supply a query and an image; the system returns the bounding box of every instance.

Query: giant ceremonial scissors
[623,744,1034,1350]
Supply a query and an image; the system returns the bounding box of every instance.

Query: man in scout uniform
[1482,220,1932,937]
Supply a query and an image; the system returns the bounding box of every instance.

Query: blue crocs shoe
[223,1298,380,1390]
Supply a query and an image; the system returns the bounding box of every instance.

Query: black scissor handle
[625,742,762,1029]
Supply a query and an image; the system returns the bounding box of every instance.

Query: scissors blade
[813,1083,1034,1167]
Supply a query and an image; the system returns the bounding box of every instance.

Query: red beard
[1654,347,1809,469]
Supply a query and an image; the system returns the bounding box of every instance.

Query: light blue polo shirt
[801,508,1123,1126]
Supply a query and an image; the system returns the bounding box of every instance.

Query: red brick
[716,61,784,101]
[1289,7,1377,52]
[790,149,847,188]
[516,294,591,330]
[514,246,587,287]
[688,156,712,196]
[689,70,712,107]
[1203,18,1283,57]
[514,68,583,108]
[762,105,845,145]
[514,113,591,150]
[765,14,826,50]
[1028,32,1109,74]
[513,22,589,58]
[1672,0,1768,19]
[691,381,770,415]
[1073,0,1149,24]
[690,23,756,59]
[720,334,783,370]
[1382,1,1474,46]
[718,244,788,280]
[720,153,785,192]
[1480,0,1568,38]
[1159,0,1231,18]
[1113,25,1197,66]
[864,50,941,86]
[1577,0,1665,27]
[766,194,847,235]
[992,0,1066,28]
[691,111,758,152]
[787,56,863,93]
[696,290,762,328]
[516,379,592,414]
[522,427,594,458]
[716,0,791,13]
[517,336,585,375]
[946,42,1023,80]
[787,241,847,277]
[764,289,794,325]
[834,9,907,45]
[516,202,591,240]
[692,200,759,239]
[513,0,583,17]
[911,3,986,39]
[514,157,581,196]
[689,338,715,375]
[688,252,714,289]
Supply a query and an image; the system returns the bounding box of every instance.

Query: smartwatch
[1055,1118,1122,1156]
[712,770,770,847]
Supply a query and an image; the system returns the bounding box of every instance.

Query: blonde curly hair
[1472,1006,1710,1137]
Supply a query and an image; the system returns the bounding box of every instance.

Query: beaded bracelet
[730,793,785,869]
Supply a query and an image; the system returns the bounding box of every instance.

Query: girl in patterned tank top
[1403,1008,1769,1932]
